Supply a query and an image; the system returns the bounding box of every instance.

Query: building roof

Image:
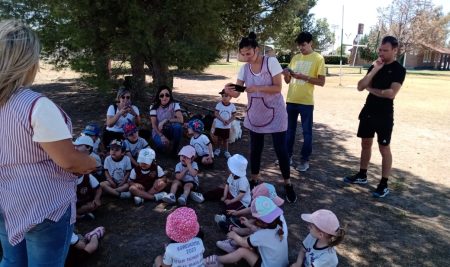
[421,43,450,54]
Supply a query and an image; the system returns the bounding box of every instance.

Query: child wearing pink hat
[206,196,288,267]
[291,209,346,267]
[154,207,205,267]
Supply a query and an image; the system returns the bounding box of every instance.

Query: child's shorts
[181,181,199,191]
[214,128,230,139]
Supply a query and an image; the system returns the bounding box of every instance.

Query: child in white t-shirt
[81,123,102,156]
[291,209,345,267]
[221,154,250,210]
[213,89,236,159]
[188,119,214,167]
[129,148,168,206]
[162,145,204,206]
[100,139,132,198]
[154,207,205,267]
[122,122,149,167]
[74,135,103,177]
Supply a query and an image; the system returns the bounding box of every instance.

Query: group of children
[69,90,346,266]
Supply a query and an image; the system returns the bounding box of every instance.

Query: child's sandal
[84,226,105,241]
[204,255,223,267]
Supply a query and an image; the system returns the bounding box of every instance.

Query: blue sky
[310,0,450,46]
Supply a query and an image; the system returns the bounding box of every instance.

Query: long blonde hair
[0,20,41,106]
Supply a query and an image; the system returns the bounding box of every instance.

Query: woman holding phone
[224,32,297,203]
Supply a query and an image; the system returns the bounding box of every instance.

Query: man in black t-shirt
[344,36,406,198]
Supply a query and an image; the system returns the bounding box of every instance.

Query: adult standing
[224,32,297,203]
[0,20,96,266]
[282,32,325,172]
[344,36,406,198]
[104,87,141,147]
[149,85,184,155]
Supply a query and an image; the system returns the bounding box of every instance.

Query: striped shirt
[0,88,77,245]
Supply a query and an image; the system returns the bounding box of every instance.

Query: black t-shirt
[363,61,406,115]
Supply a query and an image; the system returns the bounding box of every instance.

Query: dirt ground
[27,62,450,267]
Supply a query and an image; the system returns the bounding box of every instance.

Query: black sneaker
[343,173,368,184]
[372,183,389,198]
[285,184,297,203]
[249,179,260,190]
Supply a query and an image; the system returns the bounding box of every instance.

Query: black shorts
[214,128,230,140]
[182,181,199,191]
[357,110,394,145]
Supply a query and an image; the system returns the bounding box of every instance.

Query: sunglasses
[159,93,170,98]
[121,95,131,99]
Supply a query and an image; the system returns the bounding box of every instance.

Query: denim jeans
[286,103,314,161]
[153,122,183,154]
[249,130,290,180]
[0,207,73,267]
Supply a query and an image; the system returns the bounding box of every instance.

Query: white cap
[137,148,156,165]
[73,135,94,147]
[227,154,247,177]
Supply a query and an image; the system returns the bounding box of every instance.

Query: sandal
[204,255,223,267]
[84,226,105,241]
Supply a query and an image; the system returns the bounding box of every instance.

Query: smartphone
[231,84,246,92]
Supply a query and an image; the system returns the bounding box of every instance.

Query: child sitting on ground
[123,122,149,167]
[213,89,236,159]
[65,226,105,267]
[205,196,289,267]
[81,123,103,156]
[100,139,132,198]
[188,119,214,167]
[154,207,205,267]
[74,135,103,178]
[162,145,204,205]
[291,209,345,267]
[129,148,168,206]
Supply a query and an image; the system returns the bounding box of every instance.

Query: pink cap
[251,196,283,224]
[252,183,284,207]
[166,207,199,243]
[301,209,340,236]
[178,145,196,158]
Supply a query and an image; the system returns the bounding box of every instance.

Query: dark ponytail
[262,216,284,241]
[328,227,345,247]
[239,32,259,49]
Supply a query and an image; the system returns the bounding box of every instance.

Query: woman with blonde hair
[0,20,96,266]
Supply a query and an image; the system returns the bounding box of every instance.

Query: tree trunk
[129,54,146,98]
[148,57,173,89]
[226,49,230,62]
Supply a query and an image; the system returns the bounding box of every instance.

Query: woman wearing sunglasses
[104,87,141,147]
[150,85,184,155]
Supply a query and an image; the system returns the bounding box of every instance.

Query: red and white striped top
[0,88,77,245]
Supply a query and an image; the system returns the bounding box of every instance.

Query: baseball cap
[137,148,156,165]
[178,145,196,158]
[301,209,340,236]
[109,139,125,150]
[227,154,247,177]
[188,119,204,133]
[166,207,200,243]
[252,183,284,207]
[123,122,138,137]
[251,196,283,224]
[73,136,94,147]
[82,123,100,136]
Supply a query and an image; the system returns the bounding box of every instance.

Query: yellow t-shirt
[286,52,325,105]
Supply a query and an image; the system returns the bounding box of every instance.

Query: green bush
[324,56,348,65]
[277,54,291,64]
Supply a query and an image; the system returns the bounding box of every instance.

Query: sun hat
[252,183,284,207]
[73,135,94,147]
[301,209,340,236]
[188,119,204,133]
[137,148,156,165]
[227,154,247,177]
[123,122,138,137]
[166,207,200,243]
[251,196,283,224]
[82,123,100,136]
[178,145,196,158]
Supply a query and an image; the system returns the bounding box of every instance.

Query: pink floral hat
[166,207,199,243]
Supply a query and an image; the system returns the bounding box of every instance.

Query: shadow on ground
[2,81,447,267]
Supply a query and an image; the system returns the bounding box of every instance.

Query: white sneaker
[162,193,176,204]
[214,148,221,157]
[154,192,168,202]
[216,239,238,253]
[223,151,231,159]
[178,195,187,206]
[275,157,293,166]
[296,161,310,172]
[214,214,226,224]
[134,196,144,206]
[119,191,132,199]
[190,192,205,203]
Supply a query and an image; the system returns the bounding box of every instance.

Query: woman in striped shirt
[0,20,96,266]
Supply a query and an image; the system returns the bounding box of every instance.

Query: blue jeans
[286,103,314,162]
[0,207,73,267]
[153,122,183,154]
